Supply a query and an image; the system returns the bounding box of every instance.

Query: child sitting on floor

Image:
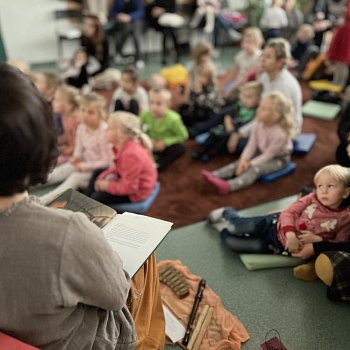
[221,27,264,102]
[202,90,295,195]
[140,88,189,171]
[110,66,149,115]
[33,71,63,108]
[180,62,224,128]
[192,81,262,162]
[52,84,81,165]
[40,93,111,204]
[89,112,157,205]
[207,164,350,260]
[180,40,215,105]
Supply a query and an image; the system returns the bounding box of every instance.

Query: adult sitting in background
[81,14,110,75]
[281,0,304,44]
[306,0,347,47]
[145,0,180,65]
[259,38,303,135]
[111,0,145,67]
[336,101,350,167]
[325,0,350,89]
[62,15,109,89]
[0,62,165,349]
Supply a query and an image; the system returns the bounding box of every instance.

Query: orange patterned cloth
[130,253,166,350]
[158,260,249,349]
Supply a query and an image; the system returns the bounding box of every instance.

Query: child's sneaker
[207,207,228,224]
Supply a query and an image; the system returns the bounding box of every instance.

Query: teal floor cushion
[302,100,341,120]
[240,254,304,270]
[259,162,296,183]
[293,133,316,155]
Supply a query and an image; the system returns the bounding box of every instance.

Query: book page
[103,212,173,277]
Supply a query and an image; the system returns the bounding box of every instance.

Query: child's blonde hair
[79,92,107,120]
[242,27,264,49]
[43,72,63,91]
[263,91,296,139]
[56,84,80,110]
[194,62,217,86]
[191,40,213,64]
[298,24,315,42]
[314,164,350,188]
[238,81,263,96]
[265,37,291,62]
[109,111,153,151]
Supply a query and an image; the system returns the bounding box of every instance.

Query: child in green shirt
[140,88,189,171]
[192,81,262,162]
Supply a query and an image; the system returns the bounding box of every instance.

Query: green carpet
[156,197,350,349]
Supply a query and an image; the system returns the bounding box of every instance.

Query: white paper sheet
[103,212,173,277]
[163,305,186,343]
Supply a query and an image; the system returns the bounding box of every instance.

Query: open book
[46,189,173,277]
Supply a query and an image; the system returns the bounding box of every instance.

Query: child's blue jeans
[220,208,284,254]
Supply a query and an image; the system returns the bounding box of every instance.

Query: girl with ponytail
[89,111,158,205]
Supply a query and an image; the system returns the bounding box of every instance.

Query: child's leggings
[40,163,92,204]
[212,155,290,192]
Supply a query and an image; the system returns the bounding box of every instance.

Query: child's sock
[293,262,318,281]
[201,170,230,195]
[315,253,334,287]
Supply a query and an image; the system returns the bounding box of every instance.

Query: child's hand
[227,133,239,153]
[298,230,323,244]
[292,243,315,260]
[94,179,108,192]
[224,115,234,133]
[69,156,79,165]
[117,13,131,22]
[236,159,250,176]
[73,162,82,171]
[152,140,166,152]
[152,6,165,17]
[285,231,301,253]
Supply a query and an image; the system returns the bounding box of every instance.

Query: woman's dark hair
[0,63,58,195]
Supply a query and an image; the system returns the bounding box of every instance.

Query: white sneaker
[204,24,214,33]
[207,207,228,224]
[228,28,242,42]
[136,60,145,69]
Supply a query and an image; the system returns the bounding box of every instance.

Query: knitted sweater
[277,192,350,247]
